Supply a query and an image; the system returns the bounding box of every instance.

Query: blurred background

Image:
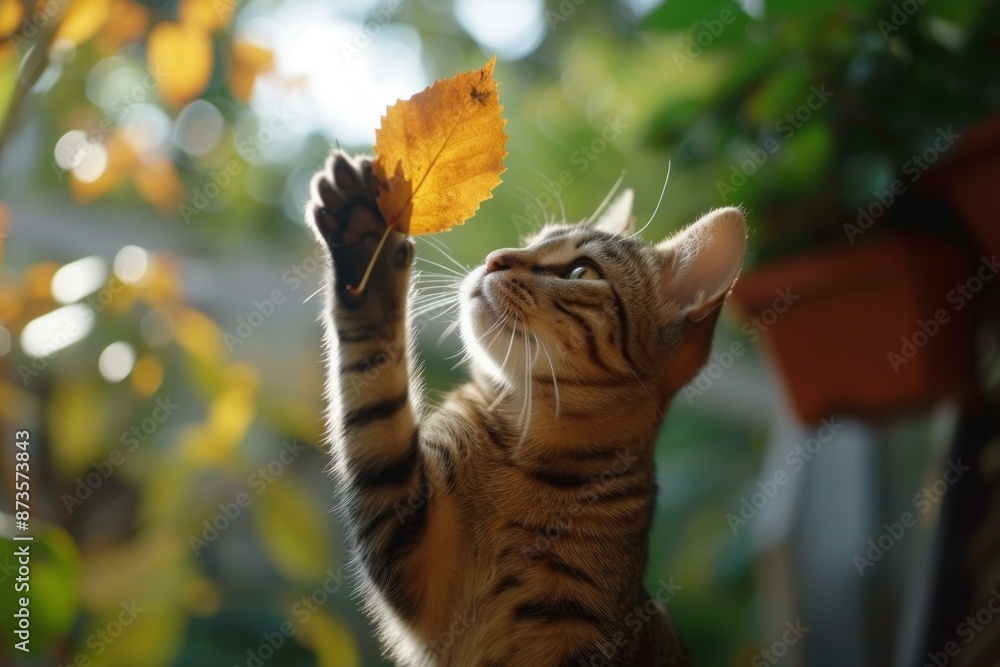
[1,0,999,665]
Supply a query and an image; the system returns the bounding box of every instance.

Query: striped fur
[306,150,746,666]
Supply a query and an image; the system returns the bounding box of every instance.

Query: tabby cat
[306,149,746,666]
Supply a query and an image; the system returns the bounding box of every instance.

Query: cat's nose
[484,251,517,274]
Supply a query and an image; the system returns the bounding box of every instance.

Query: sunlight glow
[72,142,108,183]
[140,308,174,347]
[174,100,225,156]
[113,245,149,284]
[54,130,90,170]
[21,305,95,358]
[121,103,172,156]
[239,1,429,147]
[454,0,545,60]
[98,341,137,383]
[51,256,108,304]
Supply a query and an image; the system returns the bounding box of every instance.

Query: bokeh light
[51,256,108,304]
[20,304,95,357]
[97,340,137,382]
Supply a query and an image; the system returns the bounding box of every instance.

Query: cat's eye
[566,263,602,280]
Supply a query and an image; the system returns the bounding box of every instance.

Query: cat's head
[458,191,746,406]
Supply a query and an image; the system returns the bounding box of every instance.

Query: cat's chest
[465,442,655,555]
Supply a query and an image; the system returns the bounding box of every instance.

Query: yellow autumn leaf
[147,21,213,106]
[229,38,273,102]
[373,55,507,234]
[179,0,233,32]
[95,0,149,54]
[56,0,112,46]
[131,153,185,214]
[68,132,136,203]
[0,0,24,36]
[130,355,164,396]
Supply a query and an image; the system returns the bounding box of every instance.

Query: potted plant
[641,0,999,421]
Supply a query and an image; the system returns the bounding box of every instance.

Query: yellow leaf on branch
[372,55,507,235]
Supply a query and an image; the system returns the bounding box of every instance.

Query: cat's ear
[593,189,635,236]
[656,207,747,321]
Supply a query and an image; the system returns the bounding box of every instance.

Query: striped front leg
[307,150,462,638]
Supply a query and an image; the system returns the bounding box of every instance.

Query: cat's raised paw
[307,150,385,249]
[306,149,412,306]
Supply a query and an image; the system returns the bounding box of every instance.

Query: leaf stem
[347,225,393,296]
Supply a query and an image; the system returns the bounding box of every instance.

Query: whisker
[488,315,517,411]
[536,334,560,419]
[449,353,473,371]
[584,170,627,225]
[630,160,671,239]
[302,284,325,304]
[488,385,510,412]
[411,289,459,300]
[504,189,546,235]
[518,321,532,446]
[416,257,467,278]
[499,316,518,376]
[628,368,663,418]
[522,164,566,224]
[420,236,471,273]
[412,300,460,320]
[437,319,461,345]
[411,303,459,316]
[412,286,460,296]
[414,279,463,287]
[410,294,459,309]
[414,272,464,281]
[510,182,555,226]
[474,313,508,350]
[412,289,461,299]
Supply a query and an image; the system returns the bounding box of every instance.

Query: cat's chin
[457,302,529,388]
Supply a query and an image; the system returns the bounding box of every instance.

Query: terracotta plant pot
[925,116,1000,257]
[731,233,980,423]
